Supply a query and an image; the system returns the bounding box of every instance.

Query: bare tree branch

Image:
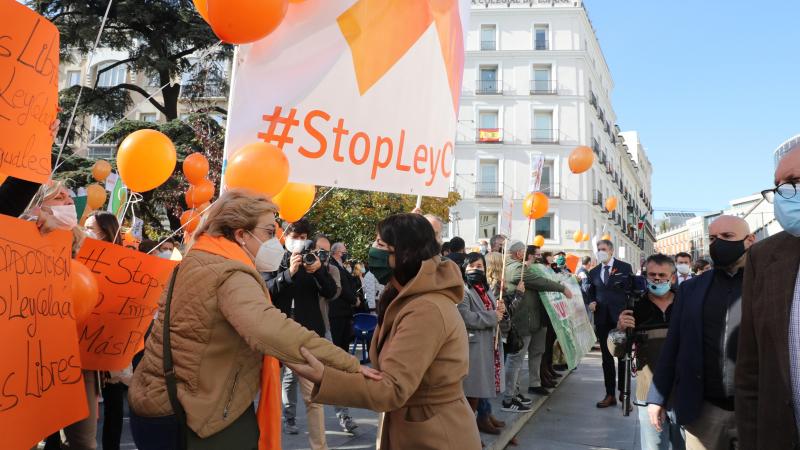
[110,83,169,117]
[93,56,140,88]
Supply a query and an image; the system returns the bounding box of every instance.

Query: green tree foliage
[305,189,461,261]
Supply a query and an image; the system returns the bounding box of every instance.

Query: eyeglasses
[761,180,798,204]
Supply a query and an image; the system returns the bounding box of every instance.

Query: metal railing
[476,79,502,94]
[475,182,501,197]
[480,40,496,51]
[593,190,604,206]
[534,39,549,50]
[530,128,558,143]
[539,183,560,198]
[530,79,556,94]
[592,139,600,154]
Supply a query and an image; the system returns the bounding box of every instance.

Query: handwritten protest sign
[540,274,596,370]
[0,2,60,184]
[224,1,471,197]
[75,239,177,371]
[0,216,88,450]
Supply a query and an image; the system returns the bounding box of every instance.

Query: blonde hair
[485,251,504,287]
[194,189,278,241]
[353,263,364,278]
[23,180,68,216]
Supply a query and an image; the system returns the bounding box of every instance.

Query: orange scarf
[192,234,281,450]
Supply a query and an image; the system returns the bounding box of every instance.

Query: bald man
[424,214,444,245]
[647,215,755,450]
[737,147,800,449]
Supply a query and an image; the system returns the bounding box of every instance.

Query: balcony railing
[475,182,500,197]
[589,91,598,107]
[539,183,560,198]
[530,128,558,144]
[592,138,600,155]
[477,128,502,143]
[530,79,556,94]
[480,40,496,51]
[593,190,603,207]
[476,79,502,95]
[534,39,549,50]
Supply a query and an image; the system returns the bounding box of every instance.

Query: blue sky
[584,0,800,214]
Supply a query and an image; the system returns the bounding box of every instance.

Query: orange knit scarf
[192,234,281,450]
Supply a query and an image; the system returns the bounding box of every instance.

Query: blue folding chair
[350,313,378,363]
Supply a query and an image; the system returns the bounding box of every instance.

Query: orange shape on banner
[0,216,88,450]
[75,239,179,370]
[0,2,60,184]
[337,0,464,113]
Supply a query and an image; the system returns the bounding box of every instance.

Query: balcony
[593,190,603,207]
[540,183,561,198]
[592,138,600,155]
[476,79,502,95]
[477,128,502,143]
[534,39,549,51]
[589,91,598,108]
[475,182,500,197]
[530,79,557,95]
[480,40,496,51]
[530,128,559,144]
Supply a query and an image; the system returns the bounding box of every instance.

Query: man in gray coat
[501,240,572,412]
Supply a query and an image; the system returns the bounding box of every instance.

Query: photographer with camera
[609,254,685,450]
[262,219,338,449]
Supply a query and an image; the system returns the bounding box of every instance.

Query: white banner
[224,0,471,198]
[500,185,513,237]
[529,153,545,193]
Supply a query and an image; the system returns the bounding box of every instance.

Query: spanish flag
[479,128,501,142]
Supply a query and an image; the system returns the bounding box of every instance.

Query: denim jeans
[477,399,492,420]
[638,406,685,450]
[503,335,533,401]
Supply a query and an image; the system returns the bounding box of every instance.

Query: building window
[96,62,127,87]
[67,70,82,87]
[477,160,499,197]
[477,65,499,94]
[535,214,553,240]
[531,64,554,94]
[180,57,227,98]
[534,24,549,50]
[477,110,500,142]
[479,212,499,240]
[540,160,556,197]
[480,25,496,51]
[532,110,556,143]
[87,115,116,158]
[140,113,157,123]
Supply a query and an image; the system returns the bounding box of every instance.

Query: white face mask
[84,229,99,239]
[158,250,173,259]
[284,237,306,254]
[676,263,691,275]
[597,250,610,264]
[49,205,78,230]
[251,233,285,272]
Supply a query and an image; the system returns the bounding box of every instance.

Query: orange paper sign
[75,239,178,371]
[0,216,88,450]
[0,2,60,184]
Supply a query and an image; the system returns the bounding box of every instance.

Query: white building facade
[450,0,655,267]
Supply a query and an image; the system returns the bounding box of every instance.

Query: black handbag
[162,267,259,450]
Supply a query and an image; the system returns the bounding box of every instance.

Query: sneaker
[339,415,358,433]
[515,394,533,406]
[501,398,532,413]
[528,386,550,396]
[283,418,299,435]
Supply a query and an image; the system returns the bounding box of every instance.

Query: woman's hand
[360,365,383,381]
[495,299,506,321]
[286,347,384,385]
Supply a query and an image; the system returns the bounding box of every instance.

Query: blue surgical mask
[648,280,671,297]
[775,194,800,237]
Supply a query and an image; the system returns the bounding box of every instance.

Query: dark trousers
[131,404,258,450]
[542,317,557,372]
[596,322,625,396]
[330,316,353,352]
[102,382,127,450]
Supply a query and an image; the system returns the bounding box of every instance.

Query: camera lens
[303,253,317,265]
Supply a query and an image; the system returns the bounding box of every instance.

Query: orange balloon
[605,196,618,212]
[582,232,591,242]
[272,182,315,223]
[522,192,549,220]
[183,153,210,185]
[86,183,107,209]
[193,0,210,22]
[601,233,612,241]
[532,235,545,247]
[117,129,177,192]
[276,223,285,244]
[225,142,289,197]
[289,0,306,2]
[180,209,201,233]
[568,146,594,174]
[71,260,99,324]
[197,201,211,212]
[91,159,112,182]
[573,230,582,243]
[207,0,289,44]
[185,178,215,208]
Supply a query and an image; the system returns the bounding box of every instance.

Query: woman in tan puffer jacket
[128,189,376,449]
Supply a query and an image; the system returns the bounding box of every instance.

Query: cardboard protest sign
[0,216,88,450]
[75,238,177,371]
[0,2,60,184]
[224,0,471,198]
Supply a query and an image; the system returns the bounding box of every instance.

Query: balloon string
[52,0,115,177]
[112,191,143,243]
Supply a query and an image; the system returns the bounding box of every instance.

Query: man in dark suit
[585,239,633,408]
[648,215,755,450]
[736,146,800,450]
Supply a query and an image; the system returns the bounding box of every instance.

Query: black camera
[299,240,318,265]
[611,273,647,302]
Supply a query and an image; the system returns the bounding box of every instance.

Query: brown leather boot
[489,414,506,429]
[476,416,501,435]
[596,395,618,408]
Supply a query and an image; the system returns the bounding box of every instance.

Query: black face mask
[465,270,487,287]
[709,238,747,268]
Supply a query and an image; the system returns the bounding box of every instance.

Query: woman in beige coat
[128,189,378,449]
[288,213,482,450]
